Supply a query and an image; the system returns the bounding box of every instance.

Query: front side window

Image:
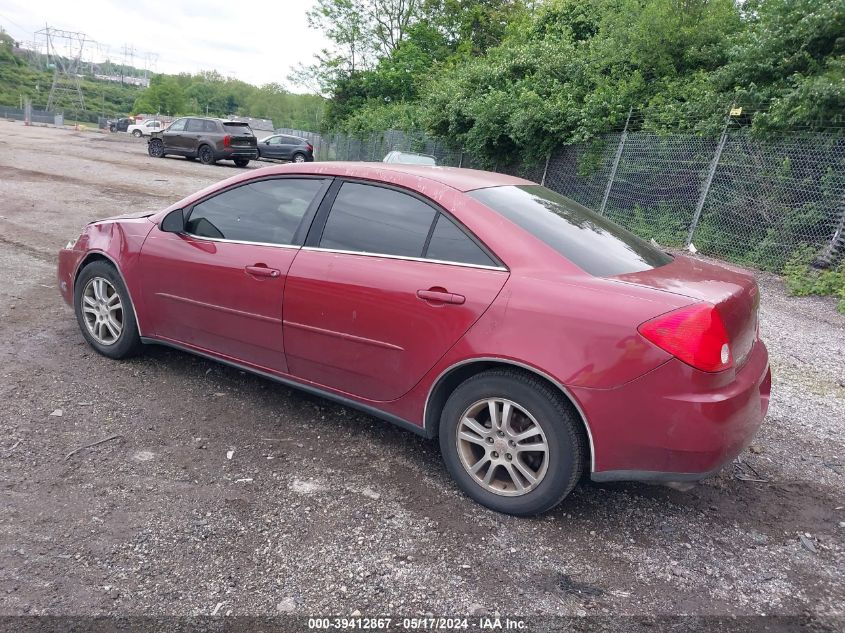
[168,118,187,132]
[266,136,282,145]
[186,178,324,245]
[320,183,436,258]
[186,119,204,133]
[470,185,672,276]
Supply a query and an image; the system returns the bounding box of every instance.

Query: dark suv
[256,134,314,163]
[147,117,258,167]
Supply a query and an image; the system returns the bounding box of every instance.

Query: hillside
[0,30,324,128]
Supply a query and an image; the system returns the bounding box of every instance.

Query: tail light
[223,135,231,148]
[307,143,314,153]
[638,304,733,372]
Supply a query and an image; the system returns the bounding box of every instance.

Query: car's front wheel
[439,369,585,516]
[132,129,143,138]
[148,139,164,158]
[74,261,142,359]
[198,145,215,165]
[233,158,250,168]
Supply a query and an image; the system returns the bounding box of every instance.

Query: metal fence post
[686,110,731,247]
[540,153,551,186]
[458,152,464,168]
[598,107,632,216]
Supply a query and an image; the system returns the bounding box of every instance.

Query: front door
[161,117,188,153]
[139,176,329,373]
[283,181,508,401]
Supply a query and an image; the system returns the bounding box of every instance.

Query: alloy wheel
[456,398,549,497]
[149,140,163,157]
[81,277,123,345]
[294,154,306,163]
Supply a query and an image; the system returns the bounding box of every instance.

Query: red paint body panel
[138,231,299,373]
[283,249,508,401]
[57,162,771,482]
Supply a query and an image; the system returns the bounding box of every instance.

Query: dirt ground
[0,122,843,621]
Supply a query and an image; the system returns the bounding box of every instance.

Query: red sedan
[57,163,771,515]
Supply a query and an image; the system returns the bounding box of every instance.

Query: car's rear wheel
[439,369,584,516]
[292,152,307,163]
[132,129,143,138]
[74,261,142,360]
[234,158,250,168]
[198,145,215,165]
[148,139,164,158]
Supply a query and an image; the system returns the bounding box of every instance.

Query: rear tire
[439,369,584,516]
[198,145,215,165]
[292,152,307,163]
[132,129,143,138]
[74,261,142,360]
[233,158,250,168]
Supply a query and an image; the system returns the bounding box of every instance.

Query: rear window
[469,185,672,276]
[223,122,254,136]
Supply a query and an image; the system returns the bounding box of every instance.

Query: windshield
[223,122,254,136]
[469,185,672,276]
[391,152,436,165]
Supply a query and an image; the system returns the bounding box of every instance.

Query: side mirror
[160,208,185,233]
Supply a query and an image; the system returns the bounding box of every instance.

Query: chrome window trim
[423,357,597,473]
[179,232,302,250]
[301,246,509,272]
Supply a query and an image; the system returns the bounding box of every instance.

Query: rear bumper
[573,339,771,482]
[217,147,259,160]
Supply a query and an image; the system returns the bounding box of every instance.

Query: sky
[0,0,330,91]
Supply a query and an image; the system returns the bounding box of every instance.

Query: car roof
[248,161,534,193]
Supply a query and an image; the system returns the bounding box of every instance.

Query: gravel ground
[0,122,843,621]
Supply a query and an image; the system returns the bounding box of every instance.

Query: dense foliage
[0,31,323,128]
[301,0,844,159]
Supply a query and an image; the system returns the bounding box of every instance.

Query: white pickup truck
[127,119,166,137]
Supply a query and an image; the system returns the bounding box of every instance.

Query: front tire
[148,139,165,158]
[439,369,585,516]
[74,261,142,360]
[233,158,250,168]
[198,145,215,165]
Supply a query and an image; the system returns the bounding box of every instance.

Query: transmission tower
[34,25,87,112]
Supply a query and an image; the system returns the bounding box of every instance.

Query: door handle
[416,289,465,305]
[245,265,281,278]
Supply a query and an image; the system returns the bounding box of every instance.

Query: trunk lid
[614,255,760,368]
[223,123,257,147]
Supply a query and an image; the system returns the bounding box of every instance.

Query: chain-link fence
[274,125,845,271]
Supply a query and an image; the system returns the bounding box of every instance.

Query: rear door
[139,177,330,373]
[283,180,509,401]
[278,136,299,160]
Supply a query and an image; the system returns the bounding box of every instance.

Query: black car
[109,117,133,133]
[147,117,259,167]
[257,134,314,163]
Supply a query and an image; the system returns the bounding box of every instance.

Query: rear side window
[320,183,436,257]
[223,123,253,136]
[470,185,672,276]
[186,178,324,245]
[425,214,495,267]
